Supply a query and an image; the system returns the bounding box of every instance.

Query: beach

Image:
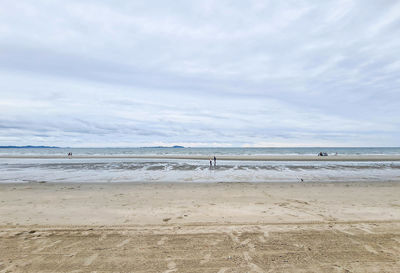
[2,0,400,271]
[1,181,400,272]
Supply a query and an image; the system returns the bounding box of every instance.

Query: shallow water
[1,147,400,156]
[1,157,400,183]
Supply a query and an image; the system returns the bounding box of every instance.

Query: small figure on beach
[68,152,72,158]
[214,156,216,166]
[209,158,213,168]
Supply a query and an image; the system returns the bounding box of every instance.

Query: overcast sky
[1,0,400,147]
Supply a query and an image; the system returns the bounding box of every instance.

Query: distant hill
[143,145,185,148]
[0,146,60,148]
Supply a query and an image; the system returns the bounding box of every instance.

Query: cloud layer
[1,0,399,147]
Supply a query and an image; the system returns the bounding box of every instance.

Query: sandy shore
[1,182,400,272]
[1,154,400,161]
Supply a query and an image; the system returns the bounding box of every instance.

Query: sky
[0,0,400,147]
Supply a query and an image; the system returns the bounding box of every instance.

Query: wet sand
[1,182,400,272]
[2,154,400,161]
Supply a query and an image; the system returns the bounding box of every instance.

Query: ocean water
[1,147,400,156]
[0,147,400,183]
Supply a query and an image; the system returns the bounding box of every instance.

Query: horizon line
[1,146,400,149]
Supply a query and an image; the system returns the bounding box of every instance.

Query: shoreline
[3,180,400,186]
[2,154,400,161]
[2,180,400,185]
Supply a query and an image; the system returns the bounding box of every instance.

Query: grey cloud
[0,0,399,146]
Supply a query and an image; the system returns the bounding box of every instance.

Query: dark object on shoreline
[0,145,60,148]
[318,152,328,156]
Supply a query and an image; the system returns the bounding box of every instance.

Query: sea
[1,147,400,183]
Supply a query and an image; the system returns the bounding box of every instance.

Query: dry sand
[1,182,400,272]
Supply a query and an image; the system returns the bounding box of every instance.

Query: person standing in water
[213,156,216,167]
[209,158,213,168]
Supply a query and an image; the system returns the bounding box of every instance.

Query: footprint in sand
[211,238,222,246]
[67,251,78,257]
[348,237,361,245]
[357,226,374,234]
[116,238,131,247]
[162,259,177,273]
[258,235,266,243]
[0,263,16,273]
[248,263,265,273]
[64,241,81,249]
[335,227,355,236]
[34,239,62,253]
[99,233,107,241]
[243,251,252,262]
[248,242,255,252]
[228,232,240,243]
[84,253,98,266]
[157,236,168,246]
[243,253,265,273]
[240,238,256,252]
[364,244,378,254]
[200,253,211,265]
